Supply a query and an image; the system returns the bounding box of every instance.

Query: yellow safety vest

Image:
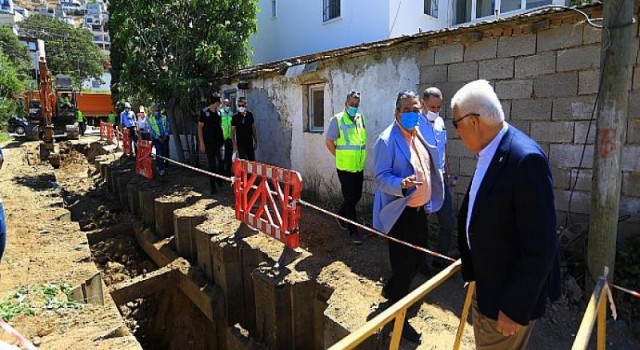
[335,111,367,172]
[221,109,233,140]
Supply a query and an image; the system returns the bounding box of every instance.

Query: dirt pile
[91,236,157,287]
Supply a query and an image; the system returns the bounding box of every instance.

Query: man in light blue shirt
[120,102,138,155]
[418,87,456,272]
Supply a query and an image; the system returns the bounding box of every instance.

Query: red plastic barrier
[233,160,303,249]
[99,121,107,140]
[122,128,132,155]
[136,140,153,180]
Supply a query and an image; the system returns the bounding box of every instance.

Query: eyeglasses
[452,113,479,129]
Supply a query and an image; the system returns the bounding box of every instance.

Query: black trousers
[238,144,255,161]
[223,139,234,176]
[337,169,364,234]
[385,206,429,302]
[78,121,86,136]
[127,126,138,154]
[204,143,223,191]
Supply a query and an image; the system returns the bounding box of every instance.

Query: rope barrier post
[389,309,407,349]
[597,285,607,350]
[453,281,475,350]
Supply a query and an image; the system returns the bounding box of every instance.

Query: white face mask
[238,107,246,113]
[426,110,439,122]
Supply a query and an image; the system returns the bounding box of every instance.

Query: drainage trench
[54,141,362,350]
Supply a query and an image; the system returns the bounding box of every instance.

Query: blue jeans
[153,139,165,172]
[0,202,6,263]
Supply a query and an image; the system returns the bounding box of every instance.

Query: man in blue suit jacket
[372,91,444,342]
[451,80,560,349]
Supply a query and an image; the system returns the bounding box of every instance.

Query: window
[307,85,324,132]
[453,0,550,24]
[323,0,340,22]
[224,90,238,114]
[271,0,277,17]
[27,42,37,51]
[424,0,438,18]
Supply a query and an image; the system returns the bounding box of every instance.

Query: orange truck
[75,92,115,126]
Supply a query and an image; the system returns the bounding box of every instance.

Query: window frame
[424,0,438,18]
[454,0,550,25]
[307,84,325,133]
[322,0,340,22]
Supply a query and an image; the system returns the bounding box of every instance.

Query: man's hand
[199,141,206,153]
[496,310,523,337]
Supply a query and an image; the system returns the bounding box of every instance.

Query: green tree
[17,15,107,84]
[0,26,32,79]
[109,0,258,162]
[0,51,26,122]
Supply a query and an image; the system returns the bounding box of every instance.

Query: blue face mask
[400,111,420,130]
[347,106,358,116]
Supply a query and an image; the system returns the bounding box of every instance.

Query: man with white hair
[452,80,560,349]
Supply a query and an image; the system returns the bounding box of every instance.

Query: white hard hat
[124,102,131,108]
[139,106,145,113]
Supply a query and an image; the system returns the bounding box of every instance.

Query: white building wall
[250,0,389,65]
[387,0,448,36]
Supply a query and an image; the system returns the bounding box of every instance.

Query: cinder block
[556,45,600,72]
[554,189,590,214]
[622,172,640,197]
[420,65,448,84]
[511,98,552,121]
[498,34,536,57]
[515,53,556,78]
[631,92,640,119]
[495,80,533,100]
[446,139,471,158]
[552,96,596,120]
[435,43,464,64]
[501,100,512,120]
[448,61,478,82]
[551,167,572,190]
[433,81,465,102]
[478,58,514,80]
[509,121,531,135]
[455,175,472,195]
[530,121,574,143]
[549,144,594,169]
[583,23,603,45]
[575,121,596,144]
[533,72,578,98]
[578,69,600,95]
[464,38,498,61]
[620,196,640,219]
[537,25,583,52]
[627,119,640,144]
[418,47,436,66]
[569,169,593,192]
[622,145,640,171]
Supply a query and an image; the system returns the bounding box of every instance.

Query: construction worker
[220,98,234,176]
[77,109,85,136]
[198,95,224,194]
[120,102,137,155]
[232,97,258,161]
[325,90,366,244]
[149,105,170,176]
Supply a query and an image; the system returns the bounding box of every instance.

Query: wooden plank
[454,282,475,350]
[572,278,607,350]
[110,266,178,305]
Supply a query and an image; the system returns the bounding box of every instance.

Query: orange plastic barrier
[122,128,132,155]
[233,160,302,249]
[136,140,154,180]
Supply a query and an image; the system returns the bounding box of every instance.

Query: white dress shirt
[466,123,509,249]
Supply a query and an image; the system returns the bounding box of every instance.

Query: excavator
[25,56,80,144]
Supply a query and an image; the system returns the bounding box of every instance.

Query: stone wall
[418,8,640,235]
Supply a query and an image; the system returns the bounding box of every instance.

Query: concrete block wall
[419,13,640,235]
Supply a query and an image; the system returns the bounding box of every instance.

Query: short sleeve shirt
[232,112,255,148]
[199,107,224,148]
